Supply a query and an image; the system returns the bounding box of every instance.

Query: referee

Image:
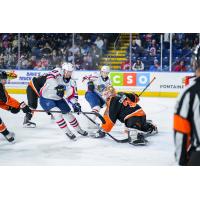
[174,59,200,166]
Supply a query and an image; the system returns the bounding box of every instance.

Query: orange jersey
[102,92,145,132]
[28,75,48,97]
[0,83,20,110]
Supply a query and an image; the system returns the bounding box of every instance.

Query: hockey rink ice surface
[0,94,176,166]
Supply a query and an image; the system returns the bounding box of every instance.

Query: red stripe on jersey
[39,83,47,96]
[67,87,76,101]
[46,76,55,80]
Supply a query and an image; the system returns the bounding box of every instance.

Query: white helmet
[101,65,110,73]
[62,62,74,72]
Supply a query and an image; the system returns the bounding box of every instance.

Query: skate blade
[65,133,77,141]
[69,137,77,141]
[9,140,16,144]
[130,140,148,146]
[144,130,158,138]
[23,123,36,128]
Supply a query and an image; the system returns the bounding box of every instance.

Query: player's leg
[24,85,37,127]
[85,91,101,129]
[187,151,200,166]
[0,117,15,143]
[56,99,88,136]
[40,97,76,140]
[142,120,158,135]
[125,116,148,145]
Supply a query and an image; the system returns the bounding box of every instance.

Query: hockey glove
[72,103,81,113]
[55,85,65,98]
[20,102,32,113]
[95,129,106,138]
[8,106,20,114]
[87,81,95,92]
[97,84,106,93]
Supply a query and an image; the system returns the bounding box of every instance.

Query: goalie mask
[102,85,116,100]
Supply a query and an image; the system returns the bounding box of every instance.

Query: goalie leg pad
[142,121,158,136]
[128,129,148,146]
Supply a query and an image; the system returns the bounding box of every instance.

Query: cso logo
[110,72,150,86]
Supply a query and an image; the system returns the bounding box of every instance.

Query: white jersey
[88,72,112,95]
[40,68,78,103]
[65,78,78,104]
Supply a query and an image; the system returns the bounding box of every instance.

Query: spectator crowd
[1,33,199,72]
[0,33,116,70]
[122,33,199,72]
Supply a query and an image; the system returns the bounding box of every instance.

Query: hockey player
[39,62,88,140]
[84,65,112,128]
[95,85,157,146]
[24,63,79,128]
[24,72,49,127]
[0,70,32,142]
[174,47,200,165]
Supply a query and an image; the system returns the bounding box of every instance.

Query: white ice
[0,94,176,165]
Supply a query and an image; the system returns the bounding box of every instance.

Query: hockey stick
[138,76,156,97]
[107,129,157,143]
[81,112,129,143]
[32,109,106,124]
[106,133,128,143]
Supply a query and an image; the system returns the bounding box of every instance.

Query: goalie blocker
[96,86,157,146]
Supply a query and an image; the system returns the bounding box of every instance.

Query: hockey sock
[54,114,72,134]
[91,106,101,120]
[1,128,9,137]
[0,119,7,134]
[65,113,81,132]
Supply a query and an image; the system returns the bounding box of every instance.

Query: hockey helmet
[101,65,110,78]
[102,85,116,100]
[0,70,8,80]
[101,65,110,73]
[62,62,74,72]
[62,62,74,80]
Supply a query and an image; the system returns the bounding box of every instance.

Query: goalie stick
[138,76,156,97]
[81,112,129,143]
[106,129,157,143]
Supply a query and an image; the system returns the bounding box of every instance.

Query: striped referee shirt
[174,76,200,165]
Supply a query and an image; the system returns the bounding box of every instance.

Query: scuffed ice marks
[0,95,176,165]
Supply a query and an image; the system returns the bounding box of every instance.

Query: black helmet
[194,44,200,61]
[0,71,8,80]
